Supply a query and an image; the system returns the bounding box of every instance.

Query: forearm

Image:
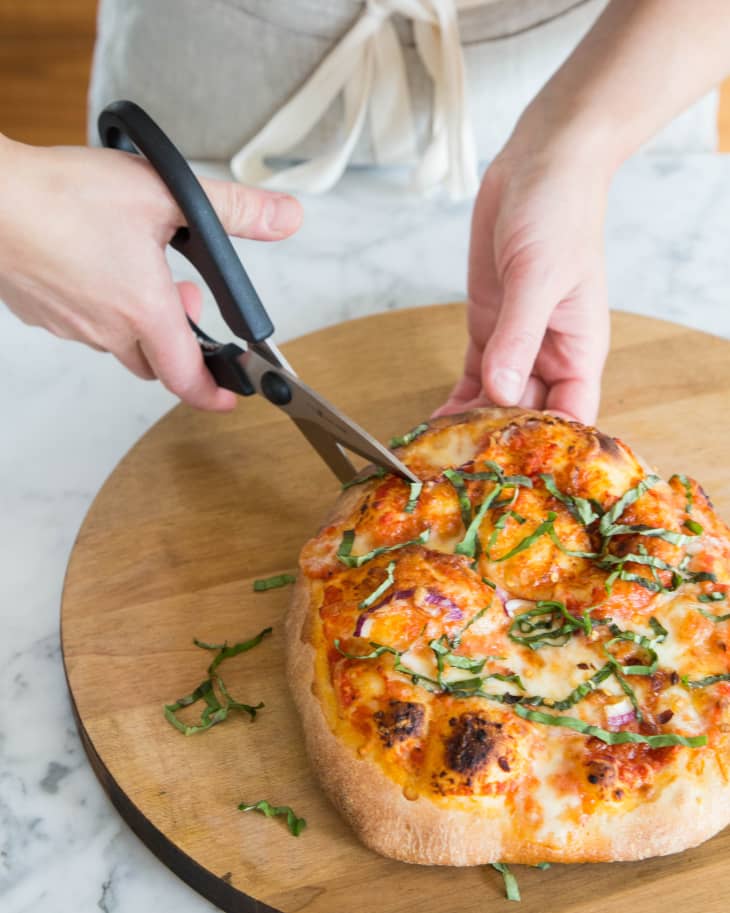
[509,0,730,169]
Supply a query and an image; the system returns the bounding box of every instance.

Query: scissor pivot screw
[261,371,292,406]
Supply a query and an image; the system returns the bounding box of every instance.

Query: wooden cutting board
[61,305,730,913]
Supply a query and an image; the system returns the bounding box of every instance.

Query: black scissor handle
[98,99,274,346]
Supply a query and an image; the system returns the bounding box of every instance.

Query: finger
[115,340,156,381]
[519,375,548,411]
[480,253,565,407]
[539,283,609,425]
[177,280,202,323]
[432,340,483,417]
[545,375,602,426]
[136,283,237,411]
[199,178,303,241]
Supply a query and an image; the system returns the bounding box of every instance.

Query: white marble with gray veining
[1,153,730,912]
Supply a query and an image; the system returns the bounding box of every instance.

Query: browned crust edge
[284,408,730,865]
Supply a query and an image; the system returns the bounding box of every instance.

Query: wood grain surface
[61,305,730,913]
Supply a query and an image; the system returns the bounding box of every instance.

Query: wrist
[502,93,628,186]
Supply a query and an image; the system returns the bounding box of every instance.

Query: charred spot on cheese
[373,701,425,748]
[586,758,617,787]
[444,713,504,776]
[595,431,622,460]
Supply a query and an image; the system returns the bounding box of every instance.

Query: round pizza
[285,408,730,865]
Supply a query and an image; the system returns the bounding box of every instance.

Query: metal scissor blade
[291,419,358,484]
[238,348,419,483]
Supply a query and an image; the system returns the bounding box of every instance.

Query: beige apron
[88,0,717,199]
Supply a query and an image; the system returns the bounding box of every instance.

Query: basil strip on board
[195,627,273,675]
[238,800,306,836]
[599,475,661,536]
[389,423,428,448]
[337,528,430,567]
[359,561,396,609]
[491,863,521,902]
[164,678,263,735]
[253,574,296,592]
[514,704,707,747]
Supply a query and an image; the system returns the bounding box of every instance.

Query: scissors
[98,100,417,485]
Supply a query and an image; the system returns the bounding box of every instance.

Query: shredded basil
[599,475,661,536]
[404,481,423,514]
[341,466,387,490]
[164,677,264,735]
[337,528,430,567]
[540,473,600,526]
[682,673,730,689]
[334,640,399,660]
[534,862,551,870]
[491,513,556,562]
[444,469,472,527]
[358,560,396,609]
[684,519,704,536]
[454,484,503,558]
[238,800,306,836]
[671,473,694,514]
[253,574,296,592]
[389,423,428,448]
[195,627,273,676]
[602,524,688,547]
[697,606,730,623]
[542,664,614,711]
[508,600,589,651]
[514,704,707,747]
[491,863,521,902]
[485,510,526,558]
[649,616,668,642]
[698,591,725,603]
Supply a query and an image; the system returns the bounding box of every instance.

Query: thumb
[199,177,303,241]
[480,256,562,406]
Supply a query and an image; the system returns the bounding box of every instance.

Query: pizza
[285,408,730,865]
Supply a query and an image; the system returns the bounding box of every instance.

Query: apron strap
[230,0,486,200]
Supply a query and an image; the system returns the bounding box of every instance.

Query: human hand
[0,136,302,410]
[436,141,611,425]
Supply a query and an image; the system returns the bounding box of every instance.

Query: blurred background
[3,0,730,149]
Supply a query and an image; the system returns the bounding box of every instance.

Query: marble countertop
[2,153,730,912]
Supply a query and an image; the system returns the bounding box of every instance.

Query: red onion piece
[422,589,464,620]
[605,700,636,730]
[352,588,415,636]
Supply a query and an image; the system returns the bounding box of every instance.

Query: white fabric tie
[230,0,489,200]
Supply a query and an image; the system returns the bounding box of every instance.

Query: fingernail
[264,197,300,234]
[491,368,522,403]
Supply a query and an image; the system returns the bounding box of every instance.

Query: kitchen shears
[98,100,417,485]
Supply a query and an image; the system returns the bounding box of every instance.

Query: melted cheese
[301,410,730,855]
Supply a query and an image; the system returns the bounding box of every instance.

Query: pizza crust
[284,408,730,865]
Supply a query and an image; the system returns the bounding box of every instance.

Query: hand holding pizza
[439,0,730,426]
[437,142,610,425]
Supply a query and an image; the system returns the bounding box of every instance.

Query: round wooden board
[62,305,730,913]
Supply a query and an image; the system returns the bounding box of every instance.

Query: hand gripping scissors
[98,101,418,485]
